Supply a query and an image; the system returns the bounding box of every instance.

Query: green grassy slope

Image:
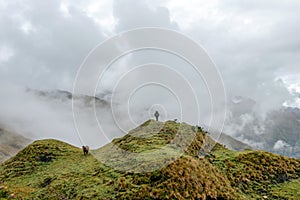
[0,139,120,199]
[0,120,299,199]
[211,148,300,199]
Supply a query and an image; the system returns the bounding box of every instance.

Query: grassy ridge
[0,120,299,199]
[0,139,120,199]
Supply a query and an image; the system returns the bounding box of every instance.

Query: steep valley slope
[0,128,31,163]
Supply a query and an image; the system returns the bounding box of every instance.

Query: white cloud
[0,45,14,63]
[113,0,178,32]
[62,0,115,35]
[0,0,106,90]
[20,21,36,34]
[163,0,222,30]
[0,0,300,149]
[273,140,292,150]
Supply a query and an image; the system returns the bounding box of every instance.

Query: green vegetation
[211,148,300,199]
[0,120,299,199]
[271,178,300,199]
[0,139,120,199]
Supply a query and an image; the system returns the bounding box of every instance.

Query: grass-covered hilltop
[0,120,299,199]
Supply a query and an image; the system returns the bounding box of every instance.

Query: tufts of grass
[1,120,300,199]
[270,178,300,199]
[212,148,300,199]
[116,155,243,200]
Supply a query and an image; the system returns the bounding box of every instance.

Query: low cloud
[0,0,299,156]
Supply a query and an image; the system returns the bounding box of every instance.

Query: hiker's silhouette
[154,111,159,121]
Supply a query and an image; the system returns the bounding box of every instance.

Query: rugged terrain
[0,120,299,199]
[228,96,300,158]
[0,128,31,163]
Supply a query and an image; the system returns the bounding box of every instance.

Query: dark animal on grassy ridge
[82,146,89,155]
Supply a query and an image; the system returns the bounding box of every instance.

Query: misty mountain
[226,96,300,158]
[28,89,251,150]
[0,88,116,148]
[262,107,300,157]
[1,88,298,157]
[211,132,251,151]
[0,127,31,163]
[27,88,111,108]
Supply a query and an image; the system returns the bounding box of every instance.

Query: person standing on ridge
[154,111,159,121]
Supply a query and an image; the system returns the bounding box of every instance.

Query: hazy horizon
[0,0,299,156]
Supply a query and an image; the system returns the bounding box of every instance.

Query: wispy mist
[0,0,299,156]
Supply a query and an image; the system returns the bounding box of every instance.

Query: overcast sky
[0,0,300,146]
[1,0,299,102]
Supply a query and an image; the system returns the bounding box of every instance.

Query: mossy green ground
[0,120,299,199]
[270,178,300,199]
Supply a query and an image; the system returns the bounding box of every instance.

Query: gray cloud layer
[0,0,105,90]
[0,0,299,150]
